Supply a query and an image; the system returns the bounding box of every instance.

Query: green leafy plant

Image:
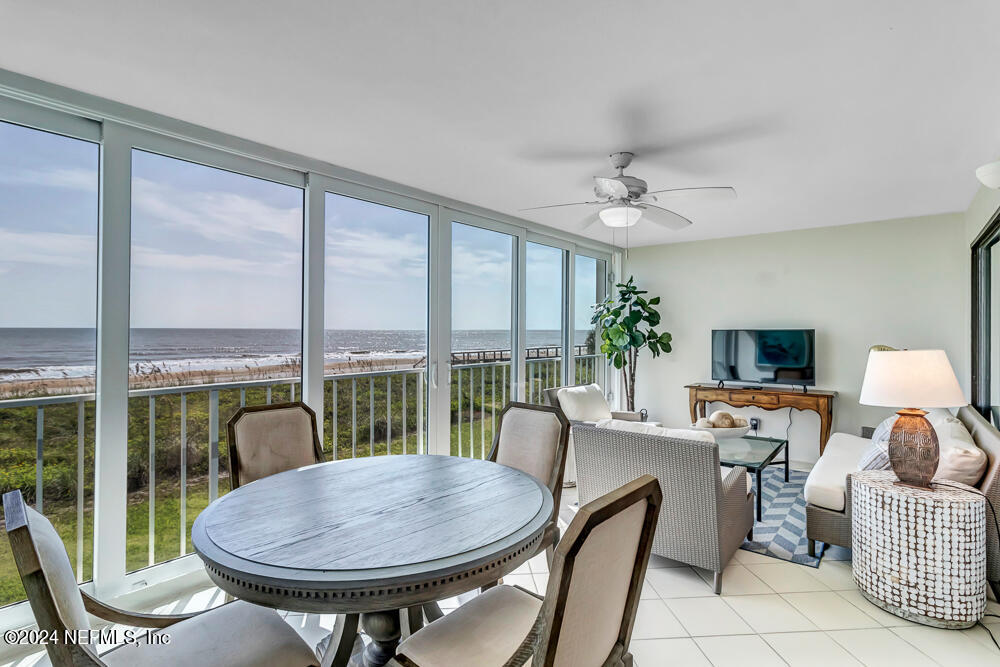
[591,276,672,411]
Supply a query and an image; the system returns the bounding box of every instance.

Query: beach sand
[0,356,426,400]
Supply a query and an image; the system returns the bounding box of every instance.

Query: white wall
[624,212,967,467]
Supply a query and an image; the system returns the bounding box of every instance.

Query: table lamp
[859,349,966,488]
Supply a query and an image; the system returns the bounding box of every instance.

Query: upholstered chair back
[227,402,324,488]
[489,402,569,500]
[4,491,90,633]
[536,475,661,667]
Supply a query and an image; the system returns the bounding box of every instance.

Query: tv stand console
[685,383,837,454]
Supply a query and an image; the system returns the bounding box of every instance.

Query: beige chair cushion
[25,507,90,631]
[232,406,319,485]
[804,432,871,511]
[101,601,316,667]
[395,585,542,666]
[496,406,562,488]
[551,498,645,667]
[556,384,612,422]
[595,418,715,444]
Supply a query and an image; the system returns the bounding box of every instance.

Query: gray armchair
[571,424,755,594]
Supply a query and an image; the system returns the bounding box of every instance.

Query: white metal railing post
[76,398,85,582]
[35,407,43,513]
[148,396,155,567]
[302,175,325,440]
[180,393,187,556]
[93,121,131,599]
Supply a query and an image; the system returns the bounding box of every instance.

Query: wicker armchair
[572,424,754,594]
[543,384,644,488]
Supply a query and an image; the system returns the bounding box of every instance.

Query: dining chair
[389,474,662,667]
[3,489,318,667]
[226,401,324,488]
[487,401,570,568]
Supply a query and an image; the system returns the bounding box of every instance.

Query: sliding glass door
[525,241,567,403]
[574,254,607,388]
[0,119,99,604]
[324,191,429,459]
[449,221,516,458]
[127,149,304,571]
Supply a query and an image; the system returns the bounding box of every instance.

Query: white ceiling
[1,1,998,247]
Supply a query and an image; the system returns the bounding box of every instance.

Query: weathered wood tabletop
[192,454,552,667]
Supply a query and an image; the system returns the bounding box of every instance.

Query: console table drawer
[729,391,779,405]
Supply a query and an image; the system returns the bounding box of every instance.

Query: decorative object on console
[592,276,671,410]
[859,349,966,488]
[690,410,752,438]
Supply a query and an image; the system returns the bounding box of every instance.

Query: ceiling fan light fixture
[599,205,642,228]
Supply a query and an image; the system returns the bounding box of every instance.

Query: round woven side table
[851,470,987,629]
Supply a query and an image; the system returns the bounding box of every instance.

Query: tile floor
[4,490,1000,666]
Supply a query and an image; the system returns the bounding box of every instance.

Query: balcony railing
[0,349,604,606]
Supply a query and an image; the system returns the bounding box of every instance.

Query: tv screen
[712,329,816,386]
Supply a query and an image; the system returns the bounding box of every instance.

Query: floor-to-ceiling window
[0,86,617,616]
[127,149,303,571]
[525,241,566,403]
[450,222,515,457]
[324,192,429,459]
[0,120,98,604]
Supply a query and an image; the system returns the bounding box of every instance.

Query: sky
[0,119,602,340]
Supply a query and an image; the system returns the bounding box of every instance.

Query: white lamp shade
[859,349,966,408]
[977,160,1000,189]
[599,205,642,228]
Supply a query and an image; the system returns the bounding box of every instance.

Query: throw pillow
[858,414,895,470]
[858,440,891,471]
[934,418,987,486]
[594,418,716,443]
[556,383,612,422]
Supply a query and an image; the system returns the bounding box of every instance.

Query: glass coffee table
[718,435,788,521]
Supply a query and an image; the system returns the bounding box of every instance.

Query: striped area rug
[740,467,851,567]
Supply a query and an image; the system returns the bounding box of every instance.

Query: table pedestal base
[360,610,401,667]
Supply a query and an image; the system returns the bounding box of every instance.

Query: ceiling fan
[521,152,736,231]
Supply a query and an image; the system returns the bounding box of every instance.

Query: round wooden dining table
[192,454,553,667]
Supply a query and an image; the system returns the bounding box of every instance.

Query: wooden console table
[685,383,837,454]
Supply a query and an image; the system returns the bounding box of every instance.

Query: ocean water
[0,328,594,381]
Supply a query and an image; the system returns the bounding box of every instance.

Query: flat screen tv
[712,329,816,387]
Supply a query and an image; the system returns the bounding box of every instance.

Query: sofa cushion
[557,383,612,422]
[804,432,871,511]
[594,418,715,443]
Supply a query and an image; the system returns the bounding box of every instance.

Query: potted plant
[591,276,672,411]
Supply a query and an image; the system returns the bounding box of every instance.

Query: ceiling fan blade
[644,186,736,201]
[519,200,603,212]
[641,204,693,231]
[593,177,629,199]
[578,211,602,230]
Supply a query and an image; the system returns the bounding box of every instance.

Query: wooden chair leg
[319,613,361,667]
[545,543,555,571]
[422,601,444,624]
[400,606,424,639]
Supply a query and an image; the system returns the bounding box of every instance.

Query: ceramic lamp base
[887,408,939,489]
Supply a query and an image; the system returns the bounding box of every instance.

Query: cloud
[132,245,298,276]
[131,178,302,245]
[452,241,511,284]
[325,227,426,281]
[0,166,97,191]
[0,228,95,267]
